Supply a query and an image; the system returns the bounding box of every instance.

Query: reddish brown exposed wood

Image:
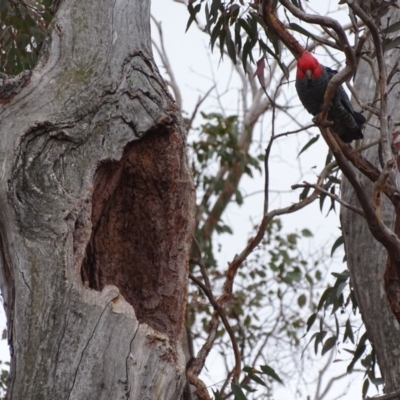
[81,127,194,341]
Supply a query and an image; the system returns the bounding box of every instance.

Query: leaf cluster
[187,0,288,76]
[189,218,325,398]
[305,267,383,397]
[0,0,53,75]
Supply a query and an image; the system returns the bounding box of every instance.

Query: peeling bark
[0,0,195,399]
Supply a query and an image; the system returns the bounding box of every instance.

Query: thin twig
[186,85,215,134]
[292,181,365,217]
[346,80,379,117]
[189,239,242,384]
[151,16,183,108]
[188,307,220,378]
[264,123,314,215]
[189,272,242,384]
[373,159,395,219]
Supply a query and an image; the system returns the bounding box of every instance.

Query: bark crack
[123,323,140,399]
[16,262,31,293]
[52,286,73,384]
[67,297,114,399]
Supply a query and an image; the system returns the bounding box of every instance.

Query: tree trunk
[341,10,400,391]
[0,1,195,399]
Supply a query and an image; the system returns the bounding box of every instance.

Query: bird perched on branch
[295,51,366,143]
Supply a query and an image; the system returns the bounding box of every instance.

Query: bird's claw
[312,113,333,128]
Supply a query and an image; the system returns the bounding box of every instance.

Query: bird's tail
[340,130,363,143]
[340,112,366,143]
[353,111,367,127]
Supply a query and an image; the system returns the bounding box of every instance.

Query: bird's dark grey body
[296,65,365,143]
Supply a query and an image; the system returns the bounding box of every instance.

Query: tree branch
[292,181,365,217]
[151,16,183,108]
[261,0,304,57]
[373,159,395,219]
[187,371,212,400]
[189,272,241,384]
[366,388,400,400]
[188,238,241,384]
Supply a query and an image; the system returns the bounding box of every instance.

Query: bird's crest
[296,52,323,79]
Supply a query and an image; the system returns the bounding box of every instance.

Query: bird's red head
[296,51,323,79]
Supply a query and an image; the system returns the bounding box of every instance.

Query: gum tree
[0,0,195,398]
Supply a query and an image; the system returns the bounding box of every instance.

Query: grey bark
[0,0,195,399]
[341,9,400,392]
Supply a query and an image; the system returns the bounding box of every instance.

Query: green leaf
[234,21,242,54]
[226,36,237,64]
[258,37,276,58]
[248,14,258,38]
[362,378,369,399]
[260,365,284,385]
[383,36,400,53]
[210,17,223,50]
[0,0,8,17]
[384,21,400,33]
[243,367,268,388]
[242,37,255,71]
[362,354,372,369]
[321,336,337,355]
[215,223,233,234]
[330,235,344,257]
[298,135,319,157]
[210,0,222,20]
[265,28,280,57]
[23,13,37,28]
[283,269,302,283]
[218,27,227,58]
[331,270,349,281]
[235,189,244,205]
[306,312,317,333]
[347,332,368,373]
[299,186,310,200]
[301,228,313,237]
[317,287,334,311]
[258,38,288,78]
[238,18,254,39]
[289,23,319,42]
[298,294,306,308]
[231,383,247,400]
[229,4,240,24]
[314,330,327,354]
[212,389,223,400]
[186,3,201,32]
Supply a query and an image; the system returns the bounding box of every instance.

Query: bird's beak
[305,69,312,79]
